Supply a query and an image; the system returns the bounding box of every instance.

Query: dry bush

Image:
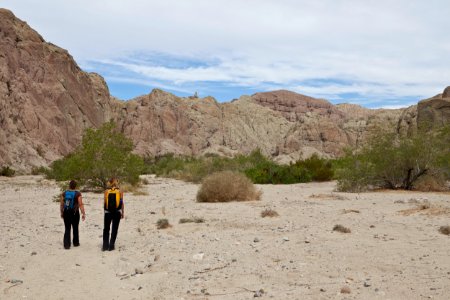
[261,209,279,218]
[196,171,261,203]
[439,226,450,235]
[179,217,205,224]
[342,209,360,214]
[156,218,171,229]
[333,224,351,233]
[340,286,351,294]
[413,174,447,192]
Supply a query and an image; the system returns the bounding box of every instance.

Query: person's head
[69,180,77,190]
[108,177,119,188]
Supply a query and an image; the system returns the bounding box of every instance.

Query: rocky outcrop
[417,87,450,130]
[0,9,447,170]
[0,9,118,169]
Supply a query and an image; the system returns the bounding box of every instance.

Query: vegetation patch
[156,218,171,229]
[261,209,279,218]
[179,217,205,224]
[1,166,15,177]
[333,224,351,233]
[145,150,334,184]
[438,226,450,235]
[336,126,450,192]
[342,209,360,214]
[46,122,144,190]
[197,171,261,202]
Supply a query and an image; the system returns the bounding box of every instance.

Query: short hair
[69,180,77,190]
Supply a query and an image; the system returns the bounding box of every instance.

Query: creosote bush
[0,166,15,177]
[197,171,261,202]
[156,219,170,229]
[146,150,334,185]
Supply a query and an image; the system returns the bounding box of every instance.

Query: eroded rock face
[0,9,447,170]
[417,87,450,130]
[0,9,118,169]
[443,86,450,99]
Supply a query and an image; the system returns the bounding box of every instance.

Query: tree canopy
[48,122,144,189]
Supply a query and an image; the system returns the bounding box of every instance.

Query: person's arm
[60,193,64,218]
[120,191,124,219]
[78,193,86,221]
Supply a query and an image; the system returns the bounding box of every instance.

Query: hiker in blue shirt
[60,180,86,249]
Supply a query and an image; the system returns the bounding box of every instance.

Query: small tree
[338,126,448,191]
[336,127,449,191]
[48,122,144,189]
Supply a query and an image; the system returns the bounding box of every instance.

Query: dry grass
[120,183,148,195]
[340,286,351,294]
[196,171,261,203]
[156,218,171,229]
[261,209,279,218]
[342,209,360,214]
[438,226,450,235]
[179,217,205,224]
[413,174,448,192]
[333,224,351,233]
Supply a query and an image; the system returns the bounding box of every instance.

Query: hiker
[60,180,86,249]
[103,177,124,251]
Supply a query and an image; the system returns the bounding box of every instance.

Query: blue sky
[3,0,450,108]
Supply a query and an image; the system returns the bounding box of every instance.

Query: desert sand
[0,175,449,300]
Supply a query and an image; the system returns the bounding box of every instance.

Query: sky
[2,0,450,108]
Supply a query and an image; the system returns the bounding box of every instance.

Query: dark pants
[63,210,80,249]
[103,211,121,250]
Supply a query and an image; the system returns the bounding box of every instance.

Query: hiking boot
[73,243,80,247]
[108,245,115,251]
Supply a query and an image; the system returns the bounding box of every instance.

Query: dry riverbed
[0,175,449,299]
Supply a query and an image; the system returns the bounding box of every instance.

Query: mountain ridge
[1,9,448,170]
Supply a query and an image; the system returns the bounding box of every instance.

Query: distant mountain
[0,9,448,170]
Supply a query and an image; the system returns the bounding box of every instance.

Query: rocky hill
[0,9,448,170]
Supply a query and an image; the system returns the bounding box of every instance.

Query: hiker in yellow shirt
[102,178,124,251]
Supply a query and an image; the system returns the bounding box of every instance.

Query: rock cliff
[0,9,448,170]
[0,9,118,170]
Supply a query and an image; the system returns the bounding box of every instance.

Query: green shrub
[47,121,144,189]
[145,149,335,185]
[0,166,15,177]
[31,166,49,175]
[197,171,261,202]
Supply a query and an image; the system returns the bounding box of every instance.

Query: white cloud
[2,0,450,106]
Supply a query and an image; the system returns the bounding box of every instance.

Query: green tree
[336,127,449,192]
[48,122,144,189]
